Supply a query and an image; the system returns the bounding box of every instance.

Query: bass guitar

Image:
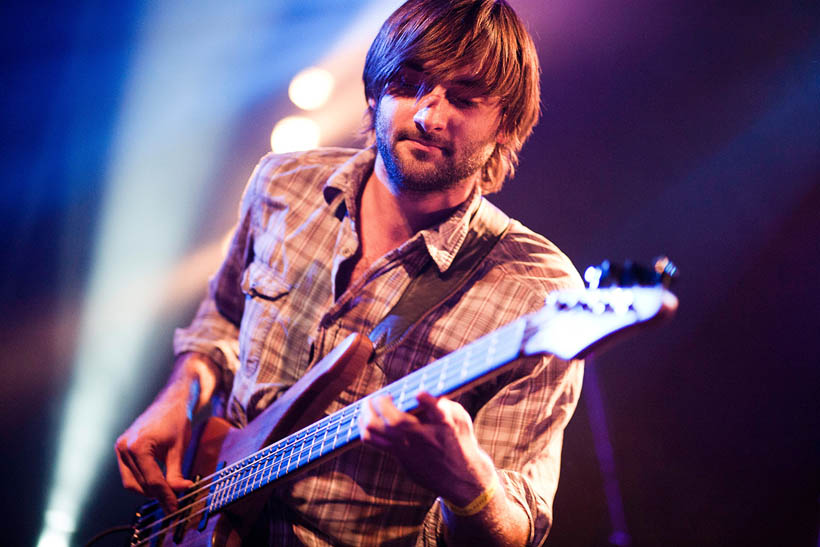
[129,258,678,546]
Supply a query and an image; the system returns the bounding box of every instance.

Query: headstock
[523,257,679,360]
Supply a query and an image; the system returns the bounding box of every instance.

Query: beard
[374,106,495,194]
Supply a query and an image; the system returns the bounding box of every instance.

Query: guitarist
[116,1,584,545]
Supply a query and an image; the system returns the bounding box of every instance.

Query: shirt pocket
[242,259,291,302]
[238,260,292,378]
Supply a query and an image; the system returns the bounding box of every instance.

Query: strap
[368,199,511,355]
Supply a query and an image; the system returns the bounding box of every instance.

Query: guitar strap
[368,198,511,356]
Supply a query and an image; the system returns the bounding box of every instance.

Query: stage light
[36,2,403,546]
[289,67,335,111]
[271,116,321,153]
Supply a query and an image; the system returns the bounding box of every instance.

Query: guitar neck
[204,317,528,513]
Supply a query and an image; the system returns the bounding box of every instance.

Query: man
[116,0,583,545]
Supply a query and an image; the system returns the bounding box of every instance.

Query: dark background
[2,1,818,545]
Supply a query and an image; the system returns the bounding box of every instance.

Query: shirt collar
[323,146,376,223]
[322,145,484,274]
[418,185,482,273]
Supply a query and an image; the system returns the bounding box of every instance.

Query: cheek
[375,96,400,130]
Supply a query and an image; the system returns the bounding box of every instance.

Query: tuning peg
[653,256,678,289]
[584,257,678,288]
[583,262,605,289]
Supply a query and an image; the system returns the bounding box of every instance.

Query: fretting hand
[358,391,497,508]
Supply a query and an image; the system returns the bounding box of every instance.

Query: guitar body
[131,333,373,546]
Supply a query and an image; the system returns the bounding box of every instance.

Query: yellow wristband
[441,479,498,517]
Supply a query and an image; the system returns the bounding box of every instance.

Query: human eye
[388,72,422,96]
[448,92,478,109]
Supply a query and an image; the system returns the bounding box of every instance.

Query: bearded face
[372,83,503,194]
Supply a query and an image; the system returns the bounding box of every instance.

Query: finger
[131,450,180,513]
[358,397,381,442]
[375,394,423,430]
[416,391,446,422]
[165,444,194,492]
[370,394,398,423]
[360,425,395,451]
[115,443,146,495]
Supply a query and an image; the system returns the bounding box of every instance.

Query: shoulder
[246,147,362,196]
[485,218,583,300]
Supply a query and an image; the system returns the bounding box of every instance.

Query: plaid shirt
[174,146,584,546]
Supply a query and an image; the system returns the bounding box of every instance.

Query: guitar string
[134,322,523,542]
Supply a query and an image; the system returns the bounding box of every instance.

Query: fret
[279,443,294,476]
[231,463,242,503]
[248,456,258,494]
[211,478,223,509]
[220,469,232,507]
[211,469,227,511]
[310,426,326,461]
[221,473,234,507]
[250,456,260,494]
[266,445,277,483]
[226,468,237,504]
[259,450,270,487]
[275,443,290,479]
[240,459,250,498]
[272,440,288,480]
[220,473,232,507]
[218,468,230,507]
[241,459,251,497]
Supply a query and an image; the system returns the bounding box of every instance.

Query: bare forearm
[440,466,530,546]
[163,352,221,413]
[116,351,221,511]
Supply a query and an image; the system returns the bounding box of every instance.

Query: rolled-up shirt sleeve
[411,237,586,546]
[416,351,583,546]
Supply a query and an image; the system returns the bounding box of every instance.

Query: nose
[413,86,447,134]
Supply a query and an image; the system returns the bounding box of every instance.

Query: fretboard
[204,317,527,513]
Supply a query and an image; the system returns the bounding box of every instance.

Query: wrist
[439,446,500,505]
[171,352,219,412]
[441,474,499,517]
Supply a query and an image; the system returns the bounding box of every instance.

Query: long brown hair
[363,0,541,193]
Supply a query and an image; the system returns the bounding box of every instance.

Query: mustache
[396,129,451,153]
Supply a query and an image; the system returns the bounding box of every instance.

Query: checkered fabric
[174,146,584,546]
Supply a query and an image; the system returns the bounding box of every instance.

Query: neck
[361,154,476,247]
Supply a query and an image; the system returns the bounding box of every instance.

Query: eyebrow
[450,75,485,87]
[397,63,495,103]
[404,63,484,86]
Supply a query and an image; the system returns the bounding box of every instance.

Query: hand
[358,391,496,506]
[115,385,194,513]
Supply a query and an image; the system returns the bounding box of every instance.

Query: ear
[367,97,376,110]
[494,110,509,145]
